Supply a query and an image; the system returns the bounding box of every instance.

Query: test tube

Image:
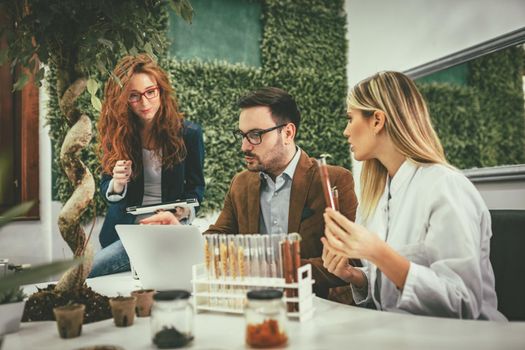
[227,235,237,280]
[211,234,220,306]
[204,234,213,306]
[249,234,261,279]
[280,235,294,311]
[235,235,247,310]
[257,234,268,278]
[226,235,237,307]
[219,234,228,280]
[265,235,277,278]
[271,233,285,279]
[289,233,302,312]
[332,187,340,211]
[318,157,336,210]
[240,235,251,279]
[204,234,214,278]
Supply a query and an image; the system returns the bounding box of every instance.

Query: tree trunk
[55,78,95,292]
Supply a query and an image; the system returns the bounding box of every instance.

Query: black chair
[489,210,525,321]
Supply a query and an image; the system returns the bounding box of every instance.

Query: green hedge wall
[417,45,525,169]
[468,46,525,166]
[418,83,482,169]
[49,0,349,219]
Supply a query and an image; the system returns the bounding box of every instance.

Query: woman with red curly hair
[90,54,205,277]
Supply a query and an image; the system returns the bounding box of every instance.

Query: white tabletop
[3,273,525,350]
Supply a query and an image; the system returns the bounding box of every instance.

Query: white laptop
[115,224,204,291]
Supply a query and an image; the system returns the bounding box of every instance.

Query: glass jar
[150,290,194,349]
[245,289,288,348]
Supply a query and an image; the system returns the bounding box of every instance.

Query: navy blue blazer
[98,120,205,248]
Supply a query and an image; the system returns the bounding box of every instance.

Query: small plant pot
[131,289,155,317]
[53,303,85,339]
[109,296,136,327]
[0,300,25,336]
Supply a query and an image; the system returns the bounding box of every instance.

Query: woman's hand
[139,211,180,225]
[321,243,366,287]
[112,160,132,194]
[323,208,410,290]
[322,208,382,263]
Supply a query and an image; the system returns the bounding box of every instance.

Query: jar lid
[153,290,191,301]
[247,289,283,300]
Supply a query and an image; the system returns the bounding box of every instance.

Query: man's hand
[139,211,180,225]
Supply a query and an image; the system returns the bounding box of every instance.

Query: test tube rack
[191,263,315,322]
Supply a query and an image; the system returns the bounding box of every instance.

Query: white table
[3,273,525,350]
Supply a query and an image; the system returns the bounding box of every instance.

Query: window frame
[0,14,40,220]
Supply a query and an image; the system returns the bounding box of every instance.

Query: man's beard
[243,141,286,175]
[244,151,265,172]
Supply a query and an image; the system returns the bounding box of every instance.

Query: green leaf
[0,259,83,295]
[129,46,139,56]
[12,73,29,92]
[97,38,114,50]
[86,78,99,95]
[144,42,154,56]
[0,202,35,228]
[170,0,194,24]
[91,95,102,112]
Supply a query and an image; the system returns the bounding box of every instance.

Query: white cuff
[350,267,371,305]
[106,179,128,202]
[396,261,417,308]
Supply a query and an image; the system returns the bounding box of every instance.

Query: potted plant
[0,203,81,336]
[0,287,25,335]
[0,155,82,336]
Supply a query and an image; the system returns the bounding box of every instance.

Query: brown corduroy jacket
[205,150,358,300]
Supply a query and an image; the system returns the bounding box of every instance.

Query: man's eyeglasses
[128,87,160,104]
[233,123,288,145]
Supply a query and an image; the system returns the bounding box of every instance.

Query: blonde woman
[321,71,505,320]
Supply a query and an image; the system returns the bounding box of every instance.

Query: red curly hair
[98,54,187,177]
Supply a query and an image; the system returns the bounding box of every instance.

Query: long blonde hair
[347,71,448,220]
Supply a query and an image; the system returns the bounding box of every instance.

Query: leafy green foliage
[468,46,525,166]
[0,288,25,304]
[0,260,82,296]
[0,0,185,92]
[418,84,482,169]
[418,45,525,169]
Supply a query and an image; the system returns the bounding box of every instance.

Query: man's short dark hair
[237,87,301,133]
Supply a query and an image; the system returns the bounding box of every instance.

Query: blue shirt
[259,147,301,235]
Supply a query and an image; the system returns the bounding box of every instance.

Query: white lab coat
[352,160,506,321]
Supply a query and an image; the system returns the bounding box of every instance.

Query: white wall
[345,0,525,205]
[0,78,53,266]
[475,181,525,209]
[345,0,525,86]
